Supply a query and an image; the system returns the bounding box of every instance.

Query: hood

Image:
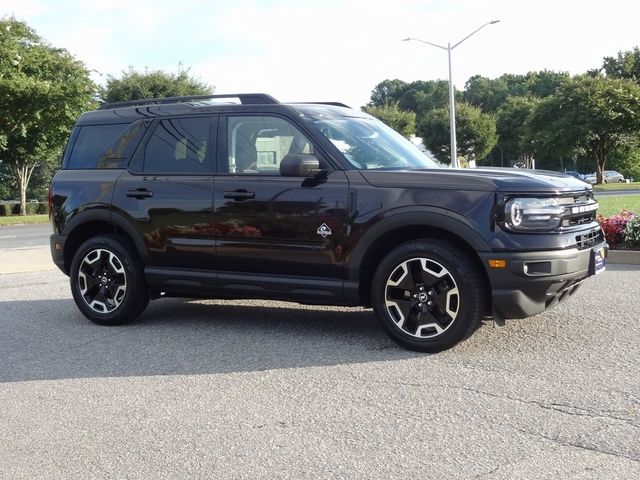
[359,167,592,193]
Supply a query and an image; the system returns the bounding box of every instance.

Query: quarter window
[68,122,146,169]
[227,116,314,174]
[144,118,211,173]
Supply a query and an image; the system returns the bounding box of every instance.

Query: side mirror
[280,153,327,178]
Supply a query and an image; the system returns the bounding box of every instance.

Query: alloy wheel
[77,248,127,313]
[384,257,460,338]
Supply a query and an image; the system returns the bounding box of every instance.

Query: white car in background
[583,170,625,184]
[604,170,625,183]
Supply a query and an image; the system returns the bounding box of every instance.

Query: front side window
[227,116,314,174]
[144,117,211,173]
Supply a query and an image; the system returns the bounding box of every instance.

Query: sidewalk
[0,247,56,274]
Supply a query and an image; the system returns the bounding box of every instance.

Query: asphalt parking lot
[0,244,639,479]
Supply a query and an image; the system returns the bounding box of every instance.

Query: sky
[2,0,640,108]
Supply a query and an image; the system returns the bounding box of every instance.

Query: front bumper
[50,234,68,274]
[480,242,608,319]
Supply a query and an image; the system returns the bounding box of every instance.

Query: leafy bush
[8,202,47,215]
[624,216,640,247]
[0,203,12,216]
[598,210,636,247]
[26,203,40,215]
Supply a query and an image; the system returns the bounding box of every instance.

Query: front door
[214,114,350,281]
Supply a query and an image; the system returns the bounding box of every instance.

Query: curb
[607,249,640,265]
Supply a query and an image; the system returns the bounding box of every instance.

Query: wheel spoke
[110,273,126,286]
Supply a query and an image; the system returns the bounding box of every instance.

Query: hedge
[0,202,48,216]
[0,204,12,216]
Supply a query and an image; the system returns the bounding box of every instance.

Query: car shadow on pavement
[0,297,420,383]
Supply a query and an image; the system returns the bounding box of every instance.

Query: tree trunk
[14,163,38,216]
[591,141,606,184]
[20,178,27,215]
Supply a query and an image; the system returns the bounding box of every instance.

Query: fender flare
[347,208,491,281]
[61,208,152,266]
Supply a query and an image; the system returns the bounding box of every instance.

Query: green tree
[463,75,510,112]
[527,75,640,183]
[417,102,497,165]
[0,161,12,200]
[606,136,640,182]
[598,47,640,82]
[496,96,540,168]
[368,79,450,116]
[368,79,408,107]
[103,66,213,103]
[363,102,416,137]
[524,70,569,97]
[463,71,568,112]
[0,17,97,214]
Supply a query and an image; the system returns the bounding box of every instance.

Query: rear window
[67,121,147,169]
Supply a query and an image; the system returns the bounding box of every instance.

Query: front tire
[371,240,483,352]
[70,235,149,325]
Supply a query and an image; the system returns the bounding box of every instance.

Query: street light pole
[404,20,500,168]
[447,42,457,168]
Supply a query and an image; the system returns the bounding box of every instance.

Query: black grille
[576,229,602,250]
[561,192,598,228]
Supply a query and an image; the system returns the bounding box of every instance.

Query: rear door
[112,115,216,270]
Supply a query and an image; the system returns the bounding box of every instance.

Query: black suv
[49,93,607,352]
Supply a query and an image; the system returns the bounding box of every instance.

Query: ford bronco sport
[49,93,608,352]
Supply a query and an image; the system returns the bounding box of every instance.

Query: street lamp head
[489,19,500,24]
[402,37,412,42]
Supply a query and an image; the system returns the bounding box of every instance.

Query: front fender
[346,207,491,282]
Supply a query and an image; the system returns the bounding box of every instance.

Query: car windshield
[298,106,440,170]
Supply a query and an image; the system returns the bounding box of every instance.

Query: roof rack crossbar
[98,93,279,110]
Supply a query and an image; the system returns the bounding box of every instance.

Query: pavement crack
[472,454,532,479]
[346,373,638,427]
[515,428,640,464]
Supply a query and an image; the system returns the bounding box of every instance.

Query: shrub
[7,202,47,215]
[26,203,40,215]
[598,210,636,247]
[0,203,11,216]
[624,216,640,247]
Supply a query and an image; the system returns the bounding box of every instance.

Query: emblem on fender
[317,223,332,238]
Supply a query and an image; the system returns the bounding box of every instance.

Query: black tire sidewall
[371,240,482,352]
[70,235,148,325]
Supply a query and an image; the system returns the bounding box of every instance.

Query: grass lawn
[596,195,640,217]
[0,214,49,226]
[594,182,640,191]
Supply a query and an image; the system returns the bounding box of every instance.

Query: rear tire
[70,235,149,325]
[371,239,483,352]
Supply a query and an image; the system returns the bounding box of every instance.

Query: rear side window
[67,121,147,169]
[143,117,211,173]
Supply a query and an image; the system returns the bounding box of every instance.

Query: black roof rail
[291,101,351,108]
[98,93,279,110]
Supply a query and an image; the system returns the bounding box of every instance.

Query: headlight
[504,197,566,231]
